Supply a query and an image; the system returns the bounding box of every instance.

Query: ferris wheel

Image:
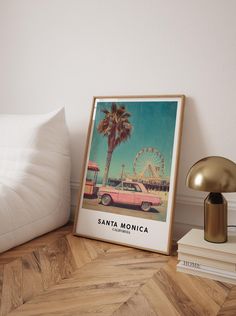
[133,147,165,180]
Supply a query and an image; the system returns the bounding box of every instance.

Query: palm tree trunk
[103,150,113,186]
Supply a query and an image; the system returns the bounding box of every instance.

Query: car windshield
[133,184,142,192]
[115,183,123,190]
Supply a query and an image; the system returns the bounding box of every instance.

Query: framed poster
[73,95,185,254]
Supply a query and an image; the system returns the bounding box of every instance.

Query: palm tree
[97,103,132,186]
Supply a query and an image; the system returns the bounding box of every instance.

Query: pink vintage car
[98,181,162,212]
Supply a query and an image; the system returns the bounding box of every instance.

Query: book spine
[177,264,236,285]
[178,244,236,263]
[178,252,236,272]
[178,260,236,278]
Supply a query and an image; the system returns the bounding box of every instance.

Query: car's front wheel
[101,194,112,206]
[141,202,151,212]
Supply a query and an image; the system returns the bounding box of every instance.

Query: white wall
[0,0,236,238]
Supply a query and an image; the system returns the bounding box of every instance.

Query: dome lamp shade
[186,156,236,243]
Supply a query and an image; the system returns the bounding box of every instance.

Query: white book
[178,260,236,277]
[177,260,236,285]
[178,252,236,272]
[177,229,236,263]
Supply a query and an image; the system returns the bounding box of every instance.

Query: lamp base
[204,192,227,243]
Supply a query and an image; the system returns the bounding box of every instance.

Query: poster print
[74,95,185,254]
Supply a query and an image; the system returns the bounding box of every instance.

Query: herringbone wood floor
[0,224,235,315]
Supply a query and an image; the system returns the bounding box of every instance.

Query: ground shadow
[105,202,160,214]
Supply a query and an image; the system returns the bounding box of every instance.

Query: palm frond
[101,108,109,115]
[97,102,133,149]
[111,103,117,113]
[120,112,131,118]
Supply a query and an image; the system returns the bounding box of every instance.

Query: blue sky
[89,101,177,182]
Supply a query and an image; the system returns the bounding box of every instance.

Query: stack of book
[177,229,236,284]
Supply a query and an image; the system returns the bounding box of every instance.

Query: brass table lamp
[186,156,236,243]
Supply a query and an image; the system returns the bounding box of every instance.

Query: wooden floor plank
[1,259,23,316]
[22,252,44,302]
[162,258,228,315]
[0,224,236,316]
[0,264,3,314]
[38,237,77,290]
[0,225,72,265]
[217,287,236,315]
[112,291,157,316]
[140,277,181,316]
[8,243,167,315]
[66,235,102,268]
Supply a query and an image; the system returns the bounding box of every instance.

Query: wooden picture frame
[73,95,185,254]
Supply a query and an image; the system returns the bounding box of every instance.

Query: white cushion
[0,108,71,253]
